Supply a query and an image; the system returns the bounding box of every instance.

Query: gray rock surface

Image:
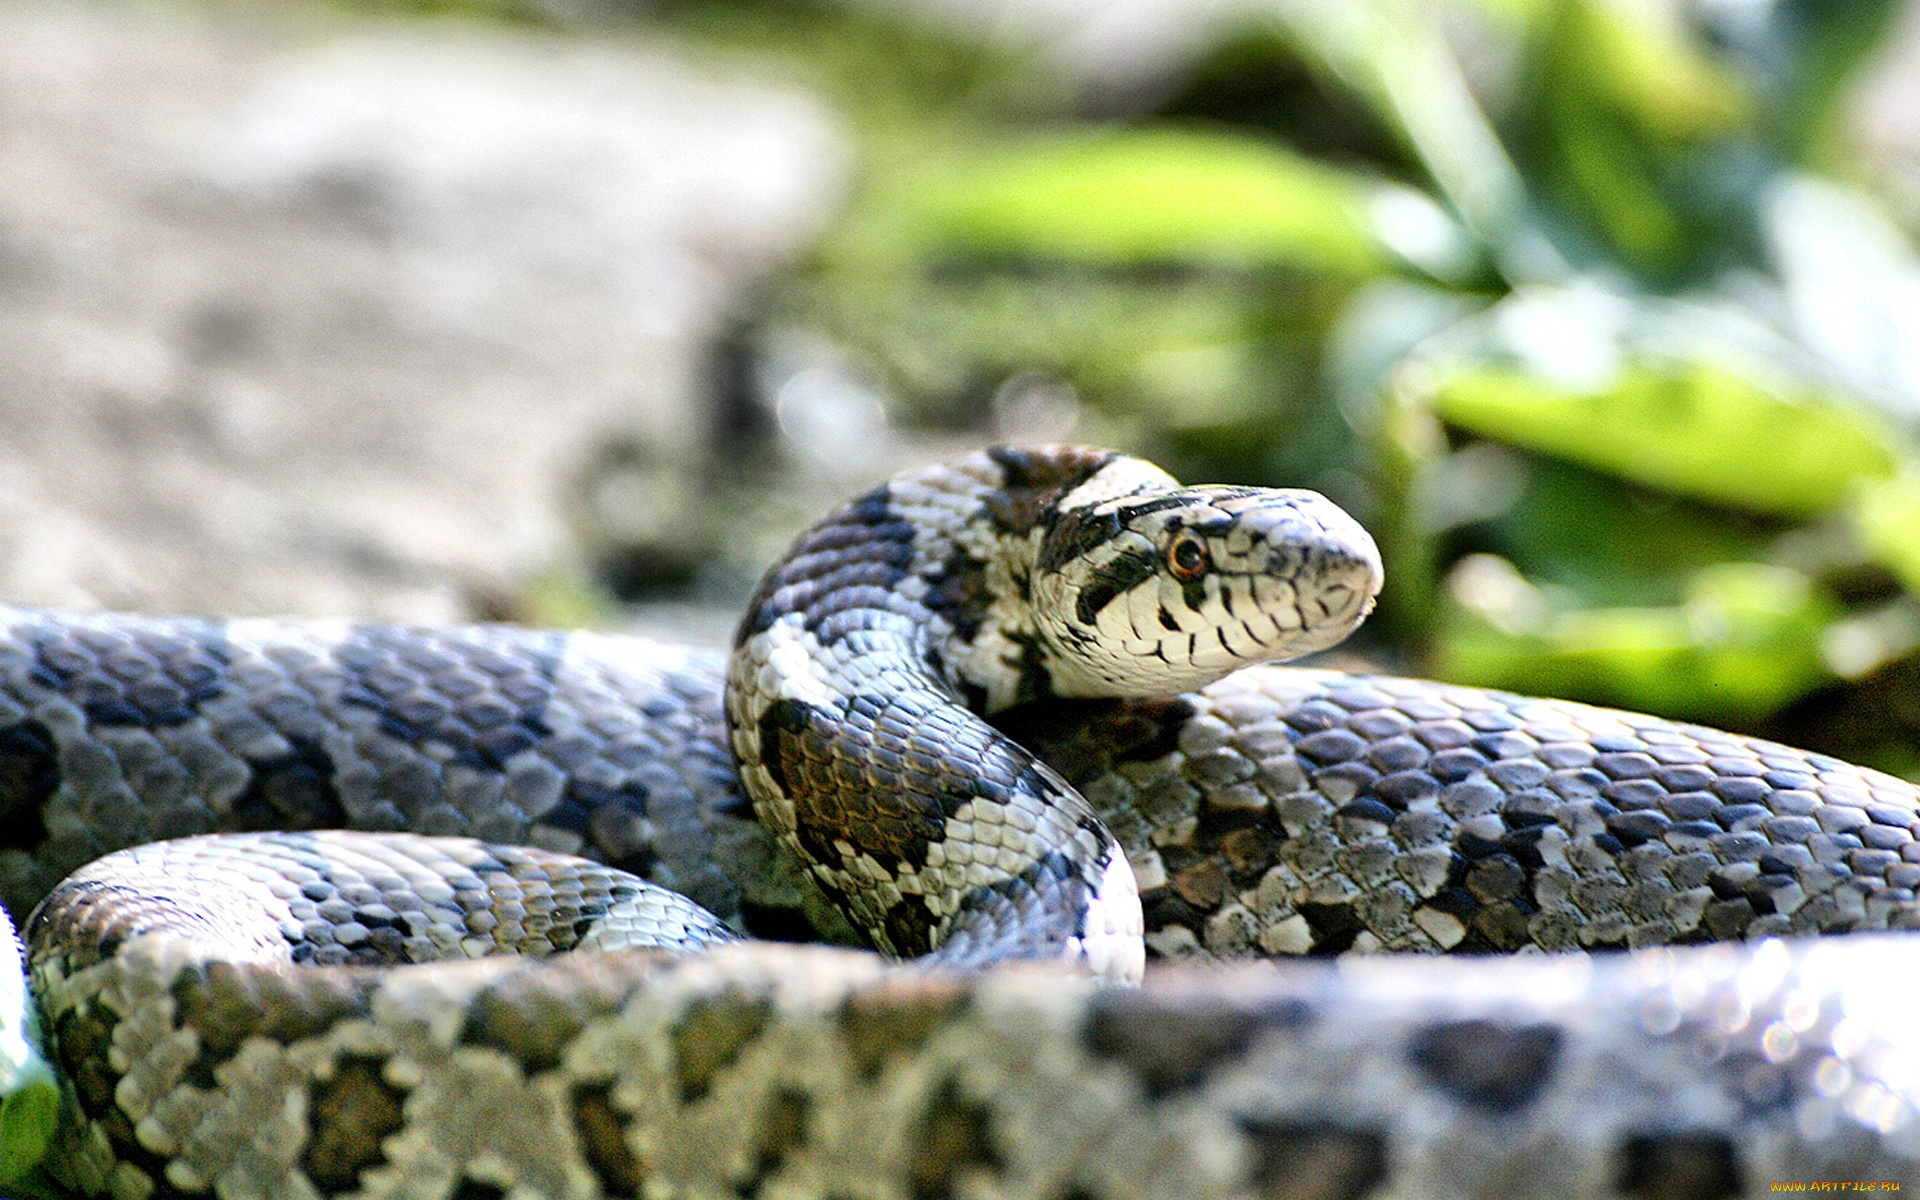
[0,1,847,623]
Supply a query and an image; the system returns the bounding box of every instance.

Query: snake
[2,443,1918,1200]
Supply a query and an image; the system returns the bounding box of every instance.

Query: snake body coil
[4,445,1919,1200]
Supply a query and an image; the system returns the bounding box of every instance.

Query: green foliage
[1856,474,1920,598]
[1423,355,1899,518]
[0,917,55,1187]
[1438,561,1840,724]
[880,128,1402,274]
[1504,0,1754,280]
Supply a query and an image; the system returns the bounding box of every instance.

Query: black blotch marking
[925,544,994,643]
[231,731,348,831]
[449,1184,508,1200]
[881,837,1083,958]
[741,1088,812,1198]
[739,899,830,943]
[881,895,945,959]
[29,615,230,728]
[1415,885,1478,933]
[1606,810,1669,849]
[1337,798,1396,826]
[459,975,595,1075]
[173,963,374,1090]
[1236,1117,1389,1200]
[975,848,1082,940]
[51,1006,123,1124]
[1073,548,1159,628]
[838,984,969,1080]
[304,1055,409,1194]
[1083,994,1305,1098]
[1454,822,1507,861]
[574,1083,644,1195]
[841,487,898,532]
[736,598,779,643]
[1074,810,1109,842]
[1178,573,1209,618]
[549,777,658,877]
[1028,845,1079,889]
[672,994,773,1104]
[797,526,919,639]
[1140,890,1207,941]
[0,719,56,852]
[907,1074,1001,1200]
[1614,1133,1741,1200]
[736,485,919,642]
[987,444,1115,491]
[51,1004,174,1189]
[1296,901,1363,955]
[1036,505,1124,574]
[1002,627,1056,708]
[756,698,822,798]
[989,446,1123,542]
[1406,1019,1562,1112]
[956,677,992,716]
[1704,866,1751,902]
[1741,872,1790,916]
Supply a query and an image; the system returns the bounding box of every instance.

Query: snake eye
[1168,531,1210,581]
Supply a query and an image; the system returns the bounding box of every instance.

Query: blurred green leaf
[1420,355,1900,518]
[1438,559,1841,723]
[783,261,1340,438]
[1450,454,1781,607]
[884,127,1439,275]
[1503,0,1755,278]
[1,908,56,1186]
[1765,0,1906,164]
[1570,0,1747,139]
[1854,473,1920,598]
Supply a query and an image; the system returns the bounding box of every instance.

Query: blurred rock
[0,1,846,623]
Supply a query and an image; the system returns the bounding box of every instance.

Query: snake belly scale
[0,444,1916,1200]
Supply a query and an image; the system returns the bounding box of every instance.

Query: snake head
[1031,481,1382,697]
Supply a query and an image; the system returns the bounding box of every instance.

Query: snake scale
[2,444,1918,1200]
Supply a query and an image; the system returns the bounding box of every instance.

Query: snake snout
[1224,490,1382,662]
[1279,497,1383,652]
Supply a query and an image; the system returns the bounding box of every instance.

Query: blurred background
[6,0,1920,774]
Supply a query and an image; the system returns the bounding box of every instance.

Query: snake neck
[726,446,1150,979]
[731,445,1176,712]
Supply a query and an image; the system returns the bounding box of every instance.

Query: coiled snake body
[4,445,1918,1200]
